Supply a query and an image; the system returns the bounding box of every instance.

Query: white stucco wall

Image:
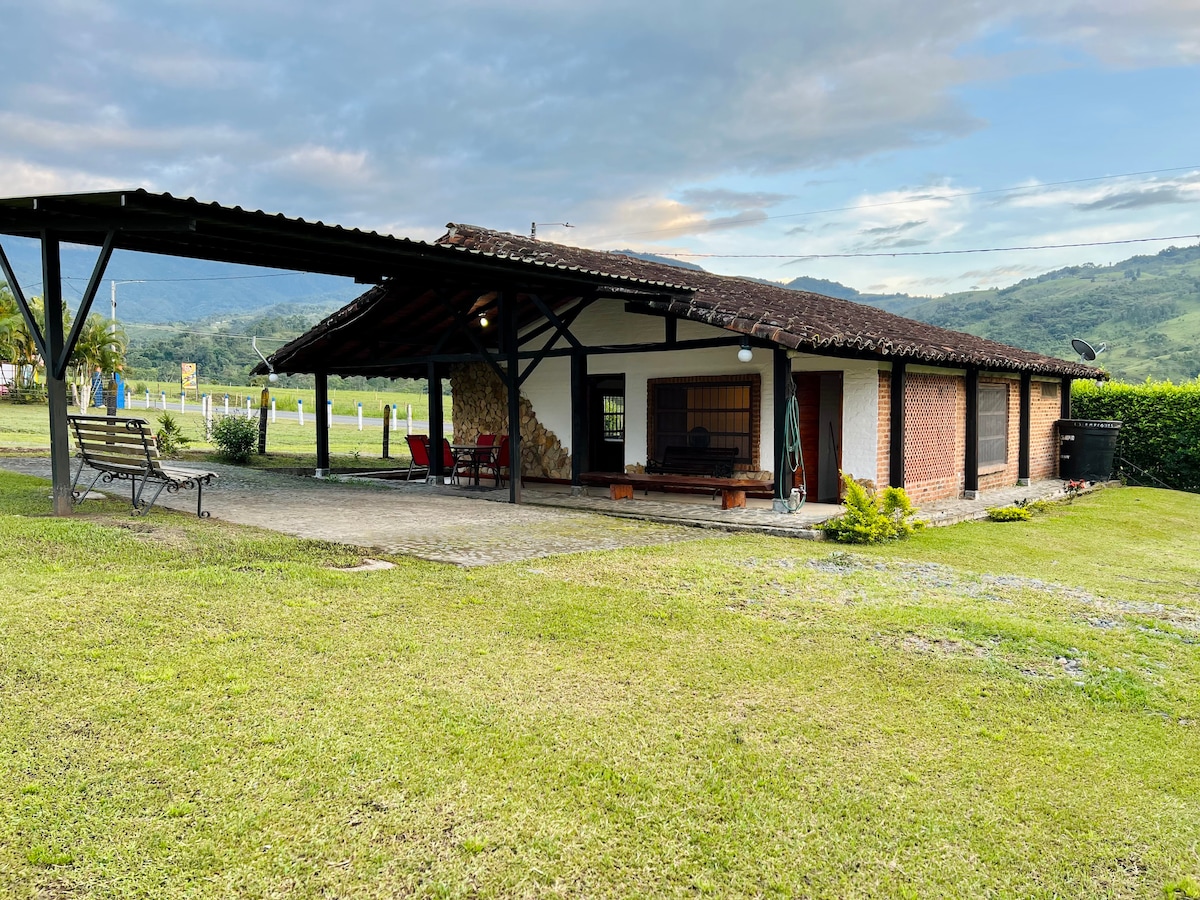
[519,300,880,476]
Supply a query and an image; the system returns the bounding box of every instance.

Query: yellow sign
[181,363,197,392]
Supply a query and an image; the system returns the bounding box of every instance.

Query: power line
[596,165,1200,242]
[658,233,1200,260]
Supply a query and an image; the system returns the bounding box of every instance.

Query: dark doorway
[793,372,843,502]
[588,374,626,473]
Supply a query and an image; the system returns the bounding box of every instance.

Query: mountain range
[4,237,1200,384]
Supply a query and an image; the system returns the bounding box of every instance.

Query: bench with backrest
[68,415,218,517]
[646,445,739,478]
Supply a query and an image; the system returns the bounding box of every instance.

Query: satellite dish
[1070,338,1107,362]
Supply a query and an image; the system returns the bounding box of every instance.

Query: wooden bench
[580,471,768,510]
[646,445,738,478]
[68,415,218,517]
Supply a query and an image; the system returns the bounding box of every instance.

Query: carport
[0,189,690,514]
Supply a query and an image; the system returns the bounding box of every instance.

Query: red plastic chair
[476,433,497,447]
[404,434,431,481]
[441,438,470,484]
[483,435,511,486]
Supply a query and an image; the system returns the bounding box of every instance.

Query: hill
[0,241,359,323]
[886,244,1200,383]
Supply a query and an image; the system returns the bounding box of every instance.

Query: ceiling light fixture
[737,338,753,363]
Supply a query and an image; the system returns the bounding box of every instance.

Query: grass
[0,472,1198,897]
[0,400,421,467]
[130,379,435,420]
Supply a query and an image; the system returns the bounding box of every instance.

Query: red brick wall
[902,373,965,503]
[877,371,890,487]
[1031,379,1062,479]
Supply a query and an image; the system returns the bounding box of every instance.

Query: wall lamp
[737,337,753,363]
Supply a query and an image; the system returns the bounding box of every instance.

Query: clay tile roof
[440,223,1104,379]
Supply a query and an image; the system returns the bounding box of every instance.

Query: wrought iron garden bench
[68,414,218,517]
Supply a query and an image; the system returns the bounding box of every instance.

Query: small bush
[154,413,189,457]
[987,505,1033,522]
[818,473,925,543]
[210,415,257,463]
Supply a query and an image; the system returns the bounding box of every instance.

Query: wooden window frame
[978,382,1009,469]
[647,373,761,470]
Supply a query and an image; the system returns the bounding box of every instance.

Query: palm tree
[69,315,127,410]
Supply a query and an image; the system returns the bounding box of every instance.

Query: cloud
[859,220,927,236]
[676,188,792,211]
[1074,186,1196,211]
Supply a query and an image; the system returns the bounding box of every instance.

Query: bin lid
[1057,419,1121,429]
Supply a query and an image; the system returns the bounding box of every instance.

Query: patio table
[450,443,497,486]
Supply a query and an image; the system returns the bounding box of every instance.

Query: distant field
[0,400,427,466]
[129,379,435,420]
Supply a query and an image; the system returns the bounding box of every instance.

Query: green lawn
[0,473,1198,898]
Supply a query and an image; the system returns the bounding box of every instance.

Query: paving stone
[0,456,1085,566]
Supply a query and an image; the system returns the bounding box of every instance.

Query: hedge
[1071,379,1200,493]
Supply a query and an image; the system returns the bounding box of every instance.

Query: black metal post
[773,347,794,499]
[502,292,522,504]
[258,388,269,455]
[1061,377,1072,420]
[382,405,391,459]
[964,368,979,496]
[314,371,330,476]
[570,350,588,489]
[427,361,444,482]
[1018,373,1031,484]
[889,361,906,489]
[42,234,74,515]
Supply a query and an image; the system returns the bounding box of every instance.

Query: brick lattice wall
[903,373,965,503]
[1031,380,1062,479]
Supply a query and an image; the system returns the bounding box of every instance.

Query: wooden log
[610,483,634,501]
[721,489,747,509]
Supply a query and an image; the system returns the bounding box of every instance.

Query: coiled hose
[778,377,806,510]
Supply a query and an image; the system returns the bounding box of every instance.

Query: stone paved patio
[0,454,1076,565]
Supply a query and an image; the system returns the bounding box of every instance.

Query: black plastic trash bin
[1058,419,1121,481]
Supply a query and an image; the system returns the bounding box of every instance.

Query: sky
[2,0,1199,297]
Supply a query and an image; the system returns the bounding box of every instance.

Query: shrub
[987,505,1033,522]
[154,413,189,457]
[818,473,925,543]
[210,414,257,463]
[1072,378,1200,492]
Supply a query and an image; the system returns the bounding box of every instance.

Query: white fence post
[357,402,363,431]
[406,403,413,435]
[271,398,276,424]
[297,398,304,426]
[327,399,333,427]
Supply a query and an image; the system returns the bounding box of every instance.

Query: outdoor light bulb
[738,346,753,363]
[479,315,489,328]
[268,372,278,383]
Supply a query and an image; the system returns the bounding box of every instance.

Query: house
[262,223,1102,504]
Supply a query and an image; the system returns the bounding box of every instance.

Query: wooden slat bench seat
[580,471,770,510]
[68,415,218,517]
[646,445,738,478]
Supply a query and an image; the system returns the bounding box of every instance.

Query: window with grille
[601,393,624,442]
[978,383,1008,467]
[648,375,759,467]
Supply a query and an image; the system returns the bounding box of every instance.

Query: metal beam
[1018,373,1032,484]
[314,371,330,477]
[42,233,73,515]
[502,292,522,504]
[570,351,588,487]
[0,239,47,361]
[57,230,116,380]
[427,362,444,482]
[964,368,979,496]
[773,347,794,499]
